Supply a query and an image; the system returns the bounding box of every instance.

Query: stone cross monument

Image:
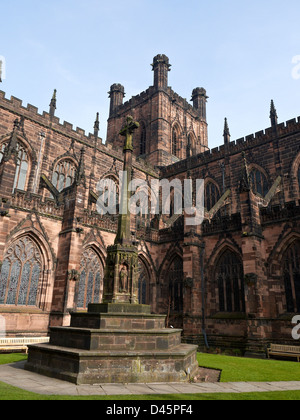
[26,116,199,385]
[101,116,140,306]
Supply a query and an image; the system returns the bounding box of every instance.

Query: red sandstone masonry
[0,57,300,354]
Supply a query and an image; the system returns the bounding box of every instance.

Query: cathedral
[0,54,299,357]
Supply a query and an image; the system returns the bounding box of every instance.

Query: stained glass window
[140,123,147,155]
[205,182,220,211]
[0,237,42,307]
[138,259,150,305]
[216,250,245,313]
[168,256,183,312]
[283,241,300,313]
[77,248,104,309]
[0,142,29,191]
[250,169,269,197]
[52,160,76,192]
[14,143,29,191]
[186,134,192,158]
[172,128,178,157]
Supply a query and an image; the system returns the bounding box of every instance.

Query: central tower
[106,54,209,166]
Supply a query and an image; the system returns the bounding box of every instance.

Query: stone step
[70,312,167,330]
[88,303,152,314]
[26,343,199,385]
[49,327,183,351]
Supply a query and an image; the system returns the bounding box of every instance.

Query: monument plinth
[25,116,199,385]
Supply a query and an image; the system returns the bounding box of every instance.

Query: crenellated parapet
[160,115,300,177]
[0,91,97,148]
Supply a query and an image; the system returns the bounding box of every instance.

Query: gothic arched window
[168,256,183,312]
[283,241,300,313]
[172,128,179,157]
[205,182,220,211]
[0,142,29,191]
[140,124,147,156]
[138,259,150,305]
[0,237,42,307]
[216,250,245,313]
[77,248,104,310]
[186,134,192,158]
[52,160,77,192]
[14,143,29,191]
[250,169,268,197]
[97,175,119,216]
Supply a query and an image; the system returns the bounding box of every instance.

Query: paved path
[1,362,300,396]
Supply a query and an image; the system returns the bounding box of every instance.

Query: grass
[0,353,300,400]
[0,353,28,366]
[197,353,300,382]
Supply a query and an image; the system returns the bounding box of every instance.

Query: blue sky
[1,0,300,149]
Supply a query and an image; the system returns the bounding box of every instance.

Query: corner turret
[191,87,208,121]
[151,54,171,90]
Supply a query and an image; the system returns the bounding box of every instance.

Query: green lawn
[0,353,28,366]
[0,353,300,400]
[197,353,300,382]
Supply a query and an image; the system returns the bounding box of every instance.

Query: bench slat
[268,344,300,362]
[269,344,300,354]
[0,337,49,347]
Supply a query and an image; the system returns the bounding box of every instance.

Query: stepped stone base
[25,304,199,385]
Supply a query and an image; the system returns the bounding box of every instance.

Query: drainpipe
[201,242,209,349]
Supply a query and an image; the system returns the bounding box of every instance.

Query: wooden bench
[267,344,300,362]
[0,337,50,354]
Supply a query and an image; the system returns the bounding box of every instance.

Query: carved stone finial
[223,118,231,144]
[94,112,100,137]
[270,100,278,127]
[49,89,57,117]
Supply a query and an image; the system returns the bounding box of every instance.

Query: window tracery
[52,159,76,192]
[77,248,104,309]
[215,250,245,313]
[138,259,150,305]
[0,237,42,307]
[283,241,300,313]
[205,182,220,211]
[250,169,268,197]
[168,256,183,312]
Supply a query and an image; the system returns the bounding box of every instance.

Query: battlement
[0,90,159,178]
[168,87,201,117]
[161,115,300,177]
[110,87,154,116]
[0,90,99,147]
[109,84,202,120]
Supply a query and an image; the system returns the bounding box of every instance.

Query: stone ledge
[50,327,182,335]
[48,327,183,351]
[27,343,198,358]
[88,303,151,314]
[70,311,167,330]
[26,343,199,384]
